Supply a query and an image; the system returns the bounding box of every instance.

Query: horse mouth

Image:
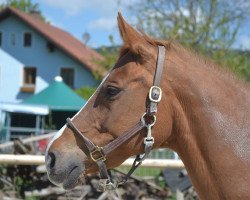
[62,166,85,190]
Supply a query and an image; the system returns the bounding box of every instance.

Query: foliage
[44,110,56,130]
[93,35,120,81]
[75,86,97,100]
[123,0,250,79]
[98,35,120,71]
[14,176,24,196]
[0,164,37,199]
[0,0,39,12]
[212,49,250,79]
[0,0,45,21]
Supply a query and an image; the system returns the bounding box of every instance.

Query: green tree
[0,0,40,13]
[96,35,119,71]
[75,86,96,100]
[0,0,45,21]
[123,0,250,79]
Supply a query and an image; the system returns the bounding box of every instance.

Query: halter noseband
[66,45,166,191]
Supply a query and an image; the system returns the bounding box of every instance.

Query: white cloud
[40,0,132,33]
[87,17,116,31]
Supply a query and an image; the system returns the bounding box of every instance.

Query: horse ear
[117,12,150,57]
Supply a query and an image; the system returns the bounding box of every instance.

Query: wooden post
[6,112,11,142]
[35,115,40,135]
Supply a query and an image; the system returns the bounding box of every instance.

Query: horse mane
[119,32,249,90]
[168,42,250,90]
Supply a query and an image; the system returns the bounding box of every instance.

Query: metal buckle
[90,146,106,162]
[98,179,118,191]
[149,86,162,103]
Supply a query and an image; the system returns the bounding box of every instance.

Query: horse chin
[62,167,85,190]
[47,166,85,190]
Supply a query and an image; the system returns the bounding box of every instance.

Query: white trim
[0,102,49,115]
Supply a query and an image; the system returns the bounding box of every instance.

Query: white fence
[0,130,183,178]
[118,149,180,177]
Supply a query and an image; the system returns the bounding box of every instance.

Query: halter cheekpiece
[66,45,166,191]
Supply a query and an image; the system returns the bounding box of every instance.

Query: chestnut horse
[45,14,250,199]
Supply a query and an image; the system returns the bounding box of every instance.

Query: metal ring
[141,113,156,127]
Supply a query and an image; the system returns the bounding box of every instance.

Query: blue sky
[32,0,133,48]
[1,0,249,49]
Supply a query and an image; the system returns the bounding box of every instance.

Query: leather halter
[66,45,166,191]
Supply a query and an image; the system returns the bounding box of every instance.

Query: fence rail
[0,130,183,177]
[0,154,184,169]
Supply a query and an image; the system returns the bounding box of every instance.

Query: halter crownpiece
[66,45,166,191]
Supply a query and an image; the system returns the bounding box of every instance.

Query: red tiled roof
[0,7,104,73]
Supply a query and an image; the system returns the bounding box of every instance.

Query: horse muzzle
[45,150,85,190]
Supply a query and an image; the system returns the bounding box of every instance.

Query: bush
[75,86,97,100]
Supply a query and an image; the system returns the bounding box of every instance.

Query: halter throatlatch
[66,45,166,191]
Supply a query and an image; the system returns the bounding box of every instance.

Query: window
[24,67,36,85]
[20,67,36,92]
[47,41,55,52]
[24,32,32,47]
[10,33,16,46]
[0,32,2,46]
[61,68,74,88]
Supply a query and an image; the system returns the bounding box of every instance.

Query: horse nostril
[47,152,56,169]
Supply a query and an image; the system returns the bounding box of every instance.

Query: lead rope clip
[98,179,118,191]
[144,123,155,147]
[139,113,156,162]
[141,113,156,147]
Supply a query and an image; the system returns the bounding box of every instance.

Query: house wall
[0,49,28,102]
[0,15,97,103]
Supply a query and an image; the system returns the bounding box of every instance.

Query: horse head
[45,13,174,190]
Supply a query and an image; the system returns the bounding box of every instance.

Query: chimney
[29,10,43,20]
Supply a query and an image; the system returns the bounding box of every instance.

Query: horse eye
[106,86,121,97]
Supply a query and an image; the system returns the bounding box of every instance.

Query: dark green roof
[22,78,86,111]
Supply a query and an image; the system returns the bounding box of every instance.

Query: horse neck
[164,47,250,199]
